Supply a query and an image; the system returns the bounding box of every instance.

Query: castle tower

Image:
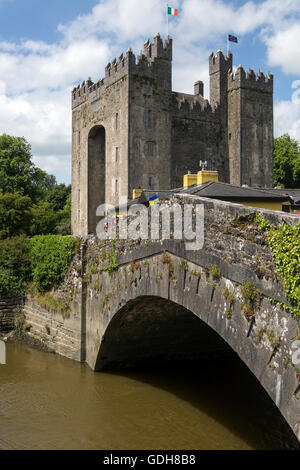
[227,66,273,187]
[209,49,232,111]
[209,50,233,182]
[71,36,274,237]
[71,34,172,236]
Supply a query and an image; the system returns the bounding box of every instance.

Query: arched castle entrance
[88,125,105,234]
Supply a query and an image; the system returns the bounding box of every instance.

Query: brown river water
[0,341,297,450]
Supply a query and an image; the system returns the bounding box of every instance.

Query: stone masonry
[71,34,273,236]
[22,197,300,443]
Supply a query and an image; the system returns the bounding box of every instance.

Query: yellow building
[182,171,292,213]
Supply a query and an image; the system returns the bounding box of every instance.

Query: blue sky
[0,0,300,184]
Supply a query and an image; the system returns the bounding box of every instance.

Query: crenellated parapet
[140,33,172,62]
[209,49,233,75]
[228,65,273,93]
[172,92,219,120]
[72,34,172,109]
[71,48,132,109]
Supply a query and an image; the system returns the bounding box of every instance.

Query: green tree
[0,236,31,295]
[31,167,57,202]
[0,134,57,202]
[0,134,35,197]
[30,201,60,236]
[0,134,71,237]
[53,193,71,235]
[0,192,32,239]
[274,134,300,188]
[45,183,71,212]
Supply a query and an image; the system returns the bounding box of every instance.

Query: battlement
[72,34,172,109]
[139,33,172,62]
[228,65,273,93]
[209,50,233,75]
[172,92,219,119]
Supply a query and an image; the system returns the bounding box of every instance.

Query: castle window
[78,189,80,203]
[229,133,231,140]
[147,110,152,128]
[78,210,80,223]
[149,176,153,188]
[90,99,101,112]
[115,89,120,98]
[78,161,81,176]
[259,103,263,117]
[115,112,119,130]
[115,147,119,163]
[115,179,119,194]
[145,141,156,157]
[78,131,80,145]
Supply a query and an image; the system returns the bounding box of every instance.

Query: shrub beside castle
[0,133,73,298]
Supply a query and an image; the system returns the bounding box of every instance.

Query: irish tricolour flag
[168,6,178,15]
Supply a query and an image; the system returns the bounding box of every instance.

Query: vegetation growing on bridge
[241,280,262,321]
[103,241,119,277]
[256,215,300,319]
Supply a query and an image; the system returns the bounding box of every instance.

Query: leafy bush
[0,236,31,295]
[268,221,300,310]
[31,235,77,291]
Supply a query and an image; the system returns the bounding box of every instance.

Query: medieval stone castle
[71,34,273,235]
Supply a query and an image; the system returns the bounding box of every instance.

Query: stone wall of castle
[170,92,227,188]
[71,34,274,236]
[228,65,273,187]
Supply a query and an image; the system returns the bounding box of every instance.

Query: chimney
[194,81,204,96]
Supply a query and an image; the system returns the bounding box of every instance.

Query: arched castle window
[115,112,119,130]
[78,131,80,145]
[78,161,81,176]
[115,179,119,194]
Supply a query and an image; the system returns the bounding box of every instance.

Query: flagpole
[166,3,169,37]
[227,35,229,55]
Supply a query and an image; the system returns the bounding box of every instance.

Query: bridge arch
[88,125,106,234]
[95,295,232,371]
[84,249,300,443]
[94,293,300,448]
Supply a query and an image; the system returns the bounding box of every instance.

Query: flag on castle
[148,194,159,205]
[168,6,178,16]
[228,34,238,43]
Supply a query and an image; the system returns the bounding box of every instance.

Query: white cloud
[0,0,299,183]
[275,99,300,140]
[265,24,300,75]
[58,0,165,43]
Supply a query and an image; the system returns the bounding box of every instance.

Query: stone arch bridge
[23,194,300,443]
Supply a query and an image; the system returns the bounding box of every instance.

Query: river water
[0,341,295,450]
